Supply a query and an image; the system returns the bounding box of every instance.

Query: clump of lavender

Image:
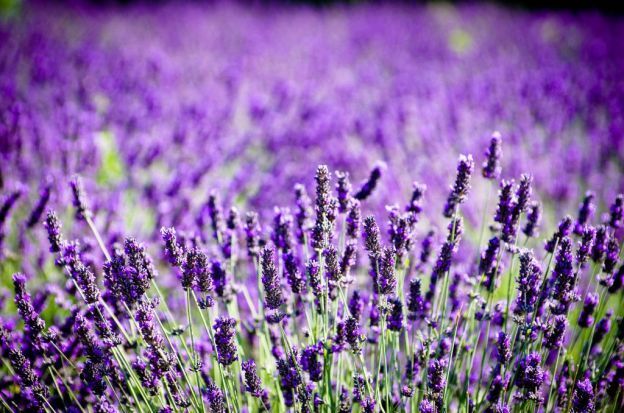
[1,156,623,413]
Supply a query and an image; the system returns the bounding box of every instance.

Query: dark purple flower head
[306,259,322,298]
[314,165,332,228]
[427,358,448,394]
[294,184,313,244]
[44,210,64,253]
[515,174,532,215]
[543,315,567,349]
[261,246,283,310]
[272,207,294,253]
[387,297,404,332]
[0,327,48,406]
[572,377,595,413]
[406,182,426,216]
[226,207,240,231]
[354,161,385,201]
[335,170,352,213]
[276,351,302,407]
[345,315,364,354]
[182,246,211,292]
[420,230,436,266]
[609,264,624,294]
[603,238,619,274]
[324,244,342,290]
[284,251,306,295]
[609,194,623,229]
[202,191,225,242]
[514,352,545,402]
[13,273,46,338]
[387,204,416,263]
[26,182,51,228]
[550,237,577,314]
[575,192,595,235]
[378,247,397,295]
[591,226,608,263]
[419,399,435,413]
[135,298,163,348]
[592,311,612,348]
[161,226,185,268]
[514,250,542,317]
[480,237,501,291]
[363,215,382,258]
[407,278,425,320]
[482,131,502,180]
[300,343,323,382]
[494,180,515,226]
[578,292,598,328]
[124,237,157,282]
[486,368,511,405]
[213,316,238,366]
[545,215,573,253]
[210,258,229,299]
[0,188,22,226]
[61,241,100,304]
[495,331,511,365]
[242,360,264,397]
[522,201,541,238]
[443,154,474,218]
[244,211,262,258]
[345,199,361,241]
[70,175,92,220]
[349,290,365,320]
[205,378,226,413]
[576,226,596,267]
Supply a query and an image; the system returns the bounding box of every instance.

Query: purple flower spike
[443,154,474,218]
[574,192,595,235]
[261,246,283,310]
[544,215,573,253]
[44,210,64,253]
[608,194,623,229]
[244,211,262,258]
[161,226,185,268]
[335,170,352,213]
[354,161,385,201]
[26,182,51,228]
[482,131,502,180]
[294,184,313,244]
[213,317,238,366]
[70,175,92,220]
[578,292,598,328]
[572,377,595,413]
[363,215,382,259]
[13,273,46,338]
[514,352,546,402]
[522,201,541,238]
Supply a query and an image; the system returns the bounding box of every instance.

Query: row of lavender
[0,132,623,412]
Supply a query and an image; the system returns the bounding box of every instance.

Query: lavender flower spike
[354,161,385,201]
[443,154,474,218]
[482,131,502,180]
[70,174,92,220]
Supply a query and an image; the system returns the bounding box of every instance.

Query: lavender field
[1,1,623,412]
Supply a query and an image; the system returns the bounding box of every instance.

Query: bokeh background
[1,0,623,248]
